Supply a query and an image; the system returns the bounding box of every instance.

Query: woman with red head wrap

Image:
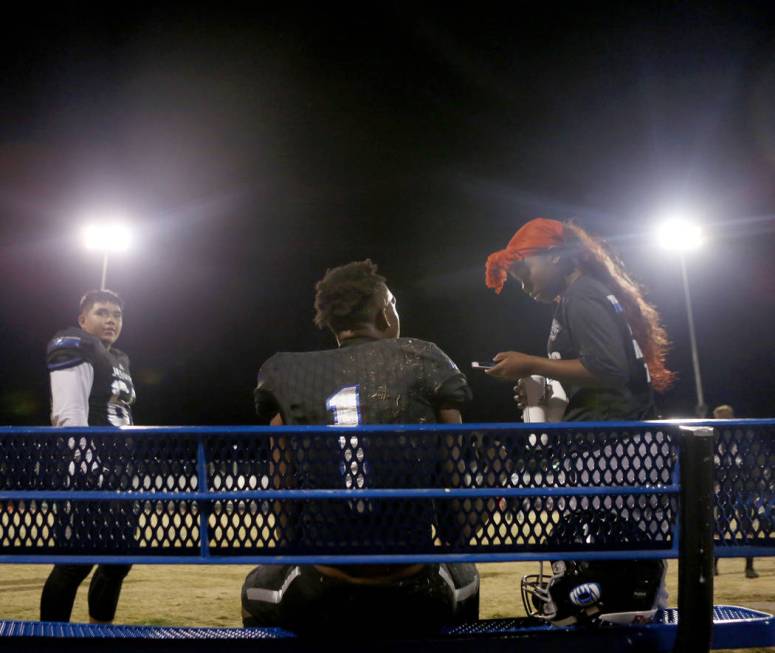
[484,218,674,421]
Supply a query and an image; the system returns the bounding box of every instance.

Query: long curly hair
[562,222,675,392]
[313,259,386,332]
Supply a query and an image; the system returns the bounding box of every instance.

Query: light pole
[82,223,131,290]
[657,218,706,417]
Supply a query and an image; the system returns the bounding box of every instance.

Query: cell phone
[471,361,495,370]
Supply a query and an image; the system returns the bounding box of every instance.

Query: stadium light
[656,214,706,417]
[81,221,132,290]
[656,216,705,251]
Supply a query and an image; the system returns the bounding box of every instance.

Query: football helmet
[521,557,667,626]
[521,510,668,626]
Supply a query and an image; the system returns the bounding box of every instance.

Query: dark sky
[1,4,774,425]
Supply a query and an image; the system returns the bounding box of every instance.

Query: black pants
[40,564,132,622]
[241,563,479,635]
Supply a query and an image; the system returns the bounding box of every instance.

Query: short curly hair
[313,260,387,332]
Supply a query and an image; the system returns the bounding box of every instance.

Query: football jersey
[254,336,470,426]
[254,336,472,552]
[548,276,653,421]
[47,327,135,426]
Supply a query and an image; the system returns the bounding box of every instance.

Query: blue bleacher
[1,419,773,651]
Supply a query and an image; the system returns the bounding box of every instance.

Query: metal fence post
[673,426,715,653]
[196,438,210,559]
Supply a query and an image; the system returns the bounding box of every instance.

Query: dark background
[1,4,774,425]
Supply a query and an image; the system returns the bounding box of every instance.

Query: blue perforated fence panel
[0,423,681,562]
[1,420,773,562]
[713,420,775,556]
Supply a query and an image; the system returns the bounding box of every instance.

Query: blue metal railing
[0,420,772,565]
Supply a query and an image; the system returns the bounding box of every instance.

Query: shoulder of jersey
[396,336,441,353]
[400,337,462,369]
[46,327,101,371]
[568,275,610,298]
[263,351,298,365]
[264,341,439,365]
[257,351,299,377]
[262,344,392,374]
[110,347,131,368]
[396,337,457,365]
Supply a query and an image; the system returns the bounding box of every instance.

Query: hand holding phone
[471,361,495,370]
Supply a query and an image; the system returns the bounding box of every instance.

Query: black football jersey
[47,327,135,426]
[254,336,471,426]
[548,276,653,421]
[254,336,472,552]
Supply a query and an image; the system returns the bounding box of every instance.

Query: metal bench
[1,419,773,652]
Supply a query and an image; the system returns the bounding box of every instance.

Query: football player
[241,259,480,634]
[40,289,136,623]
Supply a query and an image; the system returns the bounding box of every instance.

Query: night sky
[1,4,774,426]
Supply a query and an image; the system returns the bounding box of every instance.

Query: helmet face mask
[521,562,558,621]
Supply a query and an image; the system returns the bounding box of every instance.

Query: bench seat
[0,605,772,652]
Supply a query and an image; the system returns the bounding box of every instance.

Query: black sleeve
[46,331,96,371]
[564,293,630,386]
[423,343,473,407]
[254,360,281,424]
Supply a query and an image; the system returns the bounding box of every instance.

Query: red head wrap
[485,218,565,294]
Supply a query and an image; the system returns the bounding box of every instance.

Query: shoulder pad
[256,353,283,384]
[396,337,425,352]
[46,329,97,371]
[398,337,443,359]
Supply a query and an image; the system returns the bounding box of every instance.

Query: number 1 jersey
[254,336,471,425]
[253,336,472,552]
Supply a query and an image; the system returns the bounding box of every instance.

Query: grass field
[1,558,772,651]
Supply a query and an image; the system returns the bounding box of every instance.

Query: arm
[432,379,480,545]
[488,288,636,388]
[50,363,93,426]
[256,390,295,544]
[436,406,462,424]
[255,384,288,481]
[486,351,603,386]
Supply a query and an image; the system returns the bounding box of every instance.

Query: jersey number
[111,378,131,400]
[326,385,361,426]
[326,385,370,511]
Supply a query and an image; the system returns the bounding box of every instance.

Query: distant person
[241,260,479,634]
[712,405,734,420]
[483,217,674,420]
[40,289,136,623]
[712,403,758,579]
[483,218,672,624]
